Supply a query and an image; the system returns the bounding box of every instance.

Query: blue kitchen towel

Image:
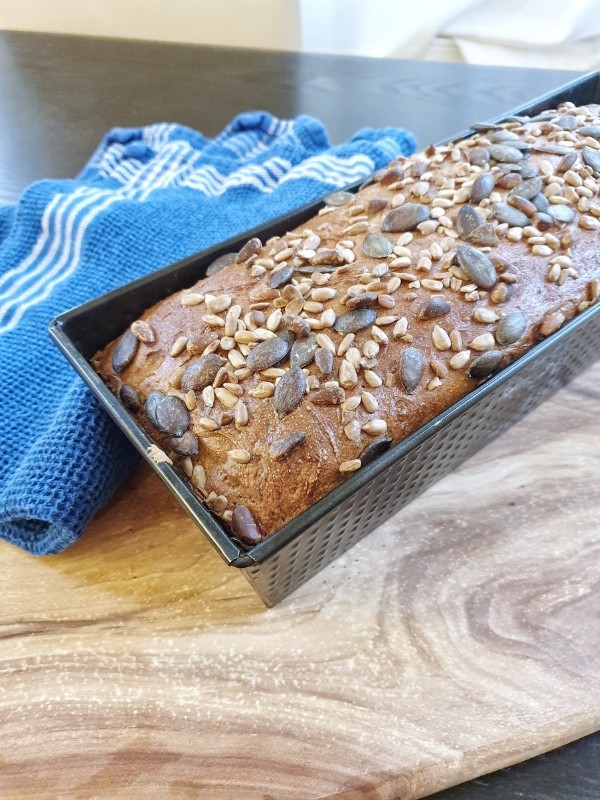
[0,111,416,555]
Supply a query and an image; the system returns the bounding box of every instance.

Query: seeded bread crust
[95,101,600,545]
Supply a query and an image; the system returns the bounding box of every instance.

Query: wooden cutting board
[1,364,599,799]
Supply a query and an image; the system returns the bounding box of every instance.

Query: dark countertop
[0,29,598,799]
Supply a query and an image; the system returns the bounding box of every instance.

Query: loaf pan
[50,71,600,606]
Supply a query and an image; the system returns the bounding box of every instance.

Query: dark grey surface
[2,29,598,798]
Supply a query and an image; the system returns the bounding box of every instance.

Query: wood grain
[1,362,599,799]
[0,31,578,203]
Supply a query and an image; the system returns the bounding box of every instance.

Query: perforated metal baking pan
[50,71,600,605]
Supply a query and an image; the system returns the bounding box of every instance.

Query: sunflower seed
[270,431,306,461]
[273,367,306,418]
[399,347,425,393]
[492,203,529,228]
[449,350,471,369]
[236,238,262,263]
[339,459,362,473]
[540,310,565,336]
[456,205,485,239]
[362,419,387,436]
[381,204,430,233]
[228,449,251,464]
[417,296,452,321]
[234,399,249,428]
[180,353,222,392]
[467,350,503,378]
[154,395,189,437]
[364,369,382,388]
[333,308,377,334]
[339,359,358,389]
[362,232,393,258]
[215,387,239,409]
[456,244,497,289]
[119,383,141,411]
[270,266,294,289]
[548,205,576,224]
[290,334,318,369]
[470,333,496,351]
[170,430,199,457]
[473,308,499,324]
[112,329,138,373]
[205,294,232,314]
[191,464,207,490]
[314,347,334,378]
[432,324,452,350]
[246,336,290,372]
[361,390,378,413]
[130,320,156,344]
[324,190,355,206]
[495,311,527,344]
[181,293,205,307]
[231,505,262,546]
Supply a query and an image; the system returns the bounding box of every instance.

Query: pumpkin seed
[556,152,578,174]
[324,190,355,206]
[311,386,345,405]
[417,296,451,321]
[180,353,223,392]
[231,505,262,546]
[531,194,550,213]
[556,116,578,131]
[362,232,393,258]
[270,266,294,289]
[467,350,503,378]
[531,143,571,156]
[496,311,527,345]
[381,204,430,233]
[333,308,377,334]
[456,244,497,290]
[359,437,393,466]
[207,251,237,275]
[510,176,543,200]
[488,144,525,162]
[466,223,499,247]
[367,197,389,215]
[492,202,529,228]
[236,238,262,263]
[118,383,141,411]
[578,125,600,139]
[290,333,318,368]
[273,367,306,418]
[314,347,334,378]
[456,205,485,239]
[347,292,378,310]
[399,347,425,394]
[112,329,138,373]
[246,336,290,372]
[468,147,490,166]
[582,146,600,173]
[170,430,199,457]
[154,395,190,437]
[470,173,494,203]
[270,431,306,461]
[548,205,576,224]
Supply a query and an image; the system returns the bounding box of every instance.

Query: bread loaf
[95,101,600,546]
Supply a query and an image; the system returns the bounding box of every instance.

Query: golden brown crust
[95,101,600,543]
